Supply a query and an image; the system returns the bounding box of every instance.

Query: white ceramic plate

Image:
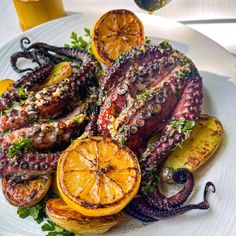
[0,12,236,236]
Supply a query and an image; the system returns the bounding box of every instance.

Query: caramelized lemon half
[57,136,141,217]
[91,9,144,65]
[0,79,14,95]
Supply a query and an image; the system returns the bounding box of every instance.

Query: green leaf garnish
[143,165,160,193]
[3,109,10,115]
[18,88,28,100]
[71,114,83,123]
[41,220,75,236]
[166,119,195,137]
[64,28,93,55]
[17,192,58,224]
[7,137,33,161]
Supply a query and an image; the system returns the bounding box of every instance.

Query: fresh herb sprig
[17,192,74,236]
[64,28,93,55]
[166,119,195,137]
[143,165,160,193]
[17,192,58,224]
[18,88,28,100]
[7,137,33,161]
[41,220,75,236]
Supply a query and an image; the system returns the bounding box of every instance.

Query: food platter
[0,11,236,236]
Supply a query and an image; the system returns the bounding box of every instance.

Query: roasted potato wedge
[0,79,14,95]
[161,115,223,182]
[46,198,122,234]
[41,62,73,88]
[2,175,52,207]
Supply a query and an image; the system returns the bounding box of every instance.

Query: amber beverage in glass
[13,0,65,31]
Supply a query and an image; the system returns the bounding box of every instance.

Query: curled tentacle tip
[20,37,31,51]
[205,181,216,194]
[172,168,192,185]
[203,181,216,204]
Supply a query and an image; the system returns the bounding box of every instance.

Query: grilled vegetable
[2,175,52,207]
[41,62,73,88]
[46,198,122,234]
[161,115,223,182]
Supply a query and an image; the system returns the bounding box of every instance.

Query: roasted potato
[2,175,52,207]
[46,198,122,234]
[41,62,73,88]
[161,115,223,182]
[0,79,14,95]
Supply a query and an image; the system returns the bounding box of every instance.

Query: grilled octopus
[0,38,100,179]
[90,41,215,221]
[0,38,215,222]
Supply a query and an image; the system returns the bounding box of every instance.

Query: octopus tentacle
[10,49,58,73]
[0,64,54,112]
[1,115,86,151]
[128,182,215,221]
[98,41,175,104]
[142,169,194,211]
[125,204,156,222]
[20,38,101,75]
[0,65,94,132]
[10,51,35,73]
[0,151,60,178]
[84,104,100,136]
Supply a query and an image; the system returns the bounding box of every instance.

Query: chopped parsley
[17,191,74,235]
[3,109,10,115]
[166,119,195,137]
[7,137,33,161]
[71,114,84,123]
[18,88,28,100]
[143,165,160,193]
[41,220,75,236]
[17,192,58,225]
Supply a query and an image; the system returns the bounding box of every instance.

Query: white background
[0,0,236,54]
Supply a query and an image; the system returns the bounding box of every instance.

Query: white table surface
[0,0,236,55]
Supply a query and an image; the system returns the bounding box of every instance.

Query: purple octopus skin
[20,37,102,76]
[0,64,94,132]
[0,151,60,178]
[1,115,86,151]
[0,64,53,112]
[96,41,215,221]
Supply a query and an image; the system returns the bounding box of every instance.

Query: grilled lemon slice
[0,79,14,95]
[57,136,141,217]
[46,198,122,234]
[91,9,144,65]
